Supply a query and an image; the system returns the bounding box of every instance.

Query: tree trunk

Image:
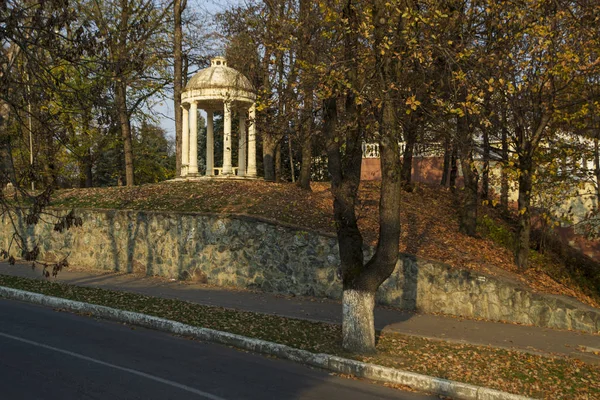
[340,107,402,353]
[79,149,93,188]
[173,0,186,177]
[515,156,533,271]
[449,140,458,192]
[298,131,312,190]
[298,88,313,190]
[0,134,17,186]
[335,0,402,353]
[84,149,93,188]
[40,103,58,188]
[401,142,413,189]
[275,141,281,182]
[263,135,278,181]
[79,165,87,188]
[115,0,134,186]
[459,157,479,236]
[456,114,478,236]
[259,44,274,181]
[324,98,364,296]
[288,135,295,182]
[324,95,370,352]
[183,54,189,86]
[115,82,134,186]
[594,137,600,206]
[481,127,490,201]
[441,136,451,187]
[297,0,313,191]
[0,101,17,185]
[513,109,550,270]
[500,110,509,214]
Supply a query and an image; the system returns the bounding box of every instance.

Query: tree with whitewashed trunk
[322,0,402,353]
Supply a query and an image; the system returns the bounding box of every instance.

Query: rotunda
[180,57,257,178]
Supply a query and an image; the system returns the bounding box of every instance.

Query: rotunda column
[181,103,190,177]
[206,110,214,176]
[188,101,199,176]
[223,101,233,175]
[238,109,247,177]
[247,103,257,178]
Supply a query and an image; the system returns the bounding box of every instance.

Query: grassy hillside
[51,180,599,308]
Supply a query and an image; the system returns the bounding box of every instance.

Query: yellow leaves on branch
[405,95,421,112]
[486,77,495,93]
[519,207,527,216]
[450,107,465,117]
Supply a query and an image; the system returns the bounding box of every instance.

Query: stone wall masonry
[2,208,599,334]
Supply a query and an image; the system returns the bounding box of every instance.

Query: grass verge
[0,274,598,399]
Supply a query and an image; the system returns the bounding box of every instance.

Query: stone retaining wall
[2,208,599,334]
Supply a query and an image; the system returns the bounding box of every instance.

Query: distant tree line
[0,0,216,190]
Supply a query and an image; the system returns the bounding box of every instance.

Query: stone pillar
[247,103,257,178]
[223,101,233,175]
[188,101,199,176]
[181,104,189,177]
[238,110,247,177]
[206,110,214,176]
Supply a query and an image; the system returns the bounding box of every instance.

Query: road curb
[0,286,532,400]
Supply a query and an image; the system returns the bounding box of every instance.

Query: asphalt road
[0,299,438,400]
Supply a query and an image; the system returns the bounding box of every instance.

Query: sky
[152,0,240,140]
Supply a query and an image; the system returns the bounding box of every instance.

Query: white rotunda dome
[183,57,256,108]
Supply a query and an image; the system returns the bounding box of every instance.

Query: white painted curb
[0,286,533,400]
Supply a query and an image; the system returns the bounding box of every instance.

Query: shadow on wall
[177,215,186,280]
[130,212,156,275]
[15,211,35,258]
[106,210,156,275]
[131,212,157,275]
[126,214,137,273]
[375,212,431,311]
[107,211,121,272]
